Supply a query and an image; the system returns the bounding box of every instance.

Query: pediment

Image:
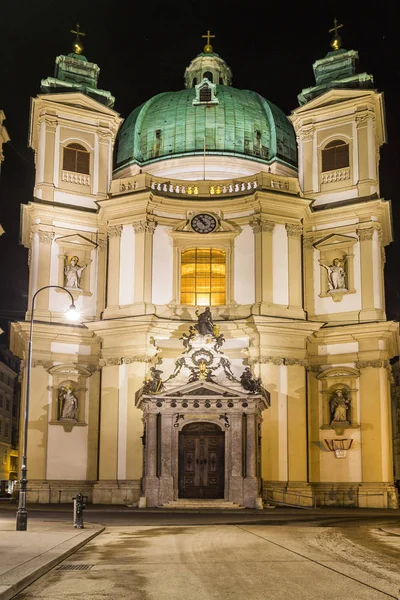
[163,380,244,398]
[292,89,375,115]
[314,233,357,249]
[55,234,97,250]
[38,92,119,117]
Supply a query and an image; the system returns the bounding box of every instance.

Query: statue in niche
[330,388,350,423]
[64,256,87,289]
[59,386,78,420]
[320,257,347,292]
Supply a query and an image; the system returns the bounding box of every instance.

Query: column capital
[357,227,374,241]
[249,217,275,234]
[133,220,157,234]
[38,230,54,244]
[285,223,303,238]
[106,224,123,239]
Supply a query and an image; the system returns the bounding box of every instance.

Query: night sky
[0,0,399,340]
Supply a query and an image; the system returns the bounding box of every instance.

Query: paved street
[9,518,400,600]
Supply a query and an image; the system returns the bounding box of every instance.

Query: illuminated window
[181,248,226,306]
[63,143,90,174]
[322,140,349,172]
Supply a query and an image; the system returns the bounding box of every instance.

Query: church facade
[10,29,399,508]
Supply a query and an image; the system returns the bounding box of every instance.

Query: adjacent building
[10,29,399,508]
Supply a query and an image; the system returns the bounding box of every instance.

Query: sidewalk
[0,516,103,600]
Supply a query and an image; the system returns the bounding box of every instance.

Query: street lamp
[16,285,81,531]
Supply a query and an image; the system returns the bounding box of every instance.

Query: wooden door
[179,422,224,499]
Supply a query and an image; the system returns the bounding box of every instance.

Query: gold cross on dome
[202,29,215,53]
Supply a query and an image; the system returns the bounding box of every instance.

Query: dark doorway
[179,422,224,499]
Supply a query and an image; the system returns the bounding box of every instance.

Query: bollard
[72,493,87,529]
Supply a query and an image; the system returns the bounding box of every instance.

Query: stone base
[24,480,95,504]
[92,480,141,505]
[263,482,313,507]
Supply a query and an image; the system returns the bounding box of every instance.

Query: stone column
[159,414,174,504]
[106,225,122,310]
[286,224,303,311]
[250,217,275,311]
[228,413,243,504]
[357,227,377,320]
[143,412,160,506]
[133,220,156,311]
[243,413,259,508]
[96,235,107,317]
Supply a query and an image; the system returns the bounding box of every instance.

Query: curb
[0,526,104,600]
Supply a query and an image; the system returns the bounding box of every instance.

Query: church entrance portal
[179,422,225,499]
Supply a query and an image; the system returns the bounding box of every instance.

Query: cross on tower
[70,23,86,54]
[329,18,343,50]
[202,29,215,53]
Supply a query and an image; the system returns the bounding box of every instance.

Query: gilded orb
[203,44,213,53]
[330,35,341,51]
[73,41,84,55]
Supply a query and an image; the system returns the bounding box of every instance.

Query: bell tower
[290,21,385,207]
[29,25,122,209]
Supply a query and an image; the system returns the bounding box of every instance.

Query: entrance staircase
[162,499,245,509]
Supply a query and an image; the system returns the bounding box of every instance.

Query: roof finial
[70,23,86,55]
[202,29,215,54]
[329,17,343,51]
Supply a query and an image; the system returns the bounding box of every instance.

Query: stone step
[162,499,245,509]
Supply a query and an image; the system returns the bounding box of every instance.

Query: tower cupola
[184,31,232,88]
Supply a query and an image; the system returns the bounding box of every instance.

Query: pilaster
[250,217,274,309]
[133,220,156,310]
[357,226,380,320]
[286,223,303,310]
[105,225,122,310]
[98,364,119,480]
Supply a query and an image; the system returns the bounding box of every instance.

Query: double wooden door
[179,422,225,499]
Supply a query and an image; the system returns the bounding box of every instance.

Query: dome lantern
[184,31,232,88]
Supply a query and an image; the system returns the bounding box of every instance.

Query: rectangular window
[181,248,226,306]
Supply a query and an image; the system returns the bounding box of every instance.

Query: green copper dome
[115,86,297,172]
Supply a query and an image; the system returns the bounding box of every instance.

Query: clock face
[191,213,217,234]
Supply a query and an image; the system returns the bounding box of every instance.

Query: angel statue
[320,257,347,291]
[330,388,350,423]
[59,386,78,420]
[64,256,87,289]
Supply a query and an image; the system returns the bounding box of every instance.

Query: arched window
[63,143,90,174]
[203,71,213,83]
[181,248,226,306]
[192,77,197,87]
[321,140,349,172]
[199,84,212,103]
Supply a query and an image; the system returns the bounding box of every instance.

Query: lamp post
[16,285,80,531]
